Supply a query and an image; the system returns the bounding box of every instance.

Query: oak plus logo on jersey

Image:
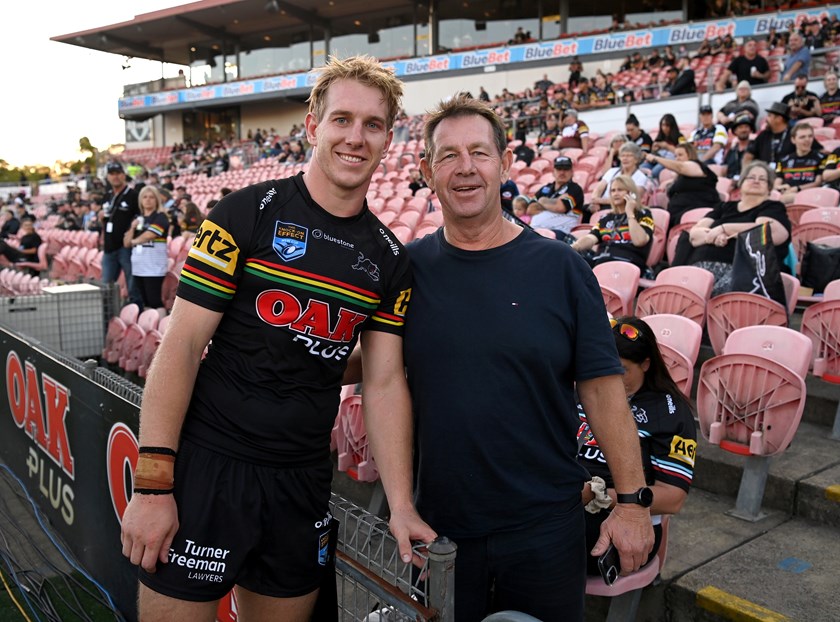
[273,221,308,261]
[189,221,240,276]
[6,351,76,525]
[256,290,368,361]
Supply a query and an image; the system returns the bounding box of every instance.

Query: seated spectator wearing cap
[676,161,790,297]
[530,156,585,234]
[500,176,520,214]
[589,143,651,219]
[578,315,695,577]
[570,175,654,271]
[782,75,822,124]
[0,216,41,275]
[724,115,755,179]
[553,109,590,153]
[717,81,760,130]
[742,102,801,171]
[820,72,840,125]
[714,39,770,92]
[774,121,825,205]
[690,106,728,165]
[646,143,720,226]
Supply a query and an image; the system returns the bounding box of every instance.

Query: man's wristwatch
[616,487,654,507]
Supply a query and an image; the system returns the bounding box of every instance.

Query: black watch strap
[616,487,653,507]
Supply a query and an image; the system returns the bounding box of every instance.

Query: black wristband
[133,487,175,495]
[138,446,177,457]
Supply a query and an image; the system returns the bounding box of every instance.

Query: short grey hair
[739,160,775,191]
[619,141,644,164]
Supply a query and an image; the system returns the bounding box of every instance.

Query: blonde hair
[138,185,163,212]
[307,55,404,129]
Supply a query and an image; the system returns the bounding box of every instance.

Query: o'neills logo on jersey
[6,351,76,525]
[274,221,308,261]
[190,221,240,276]
[256,289,367,361]
[379,227,400,255]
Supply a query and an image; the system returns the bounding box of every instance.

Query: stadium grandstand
[1,1,840,621]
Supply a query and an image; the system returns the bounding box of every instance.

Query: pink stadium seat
[698,325,812,519]
[785,203,817,227]
[825,279,840,300]
[161,269,181,312]
[102,303,140,364]
[802,299,840,378]
[586,516,671,620]
[138,315,170,378]
[592,261,640,317]
[647,208,671,267]
[636,266,714,326]
[706,292,789,355]
[119,308,162,372]
[642,313,702,397]
[780,273,800,315]
[796,186,840,208]
[799,207,840,227]
[699,326,810,457]
[335,394,379,482]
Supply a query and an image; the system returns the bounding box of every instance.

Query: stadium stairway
[331,306,840,622]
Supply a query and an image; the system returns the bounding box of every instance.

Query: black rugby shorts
[139,439,334,601]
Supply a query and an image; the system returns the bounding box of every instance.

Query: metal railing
[330,493,456,621]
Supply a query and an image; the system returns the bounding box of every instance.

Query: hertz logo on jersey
[669,435,697,466]
[189,221,240,276]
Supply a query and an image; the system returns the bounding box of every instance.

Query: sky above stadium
[2,1,187,170]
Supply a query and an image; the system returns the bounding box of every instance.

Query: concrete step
[668,506,840,622]
[587,488,839,622]
[692,420,840,525]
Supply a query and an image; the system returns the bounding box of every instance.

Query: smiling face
[793,125,814,153]
[420,114,512,223]
[609,180,632,211]
[304,79,393,202]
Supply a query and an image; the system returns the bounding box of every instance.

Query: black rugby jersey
[176,173,411,465]
[775,150,825,187]
[577,389,696,493]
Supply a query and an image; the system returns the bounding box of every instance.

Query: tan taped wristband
[133,453,175,494]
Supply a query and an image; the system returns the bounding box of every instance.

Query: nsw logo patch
[273,221,308,261]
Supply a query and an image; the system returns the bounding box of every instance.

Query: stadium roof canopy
[51,0,475,66]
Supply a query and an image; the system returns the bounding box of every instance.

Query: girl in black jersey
[577,316,696,575]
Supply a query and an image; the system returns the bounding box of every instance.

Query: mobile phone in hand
[597,544,621,586]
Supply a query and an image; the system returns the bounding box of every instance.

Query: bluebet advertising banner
[120,6,840,114]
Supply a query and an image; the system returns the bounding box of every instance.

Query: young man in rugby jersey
[820,72,840,125]
[774,121,826,204]
[120,55,435,622]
